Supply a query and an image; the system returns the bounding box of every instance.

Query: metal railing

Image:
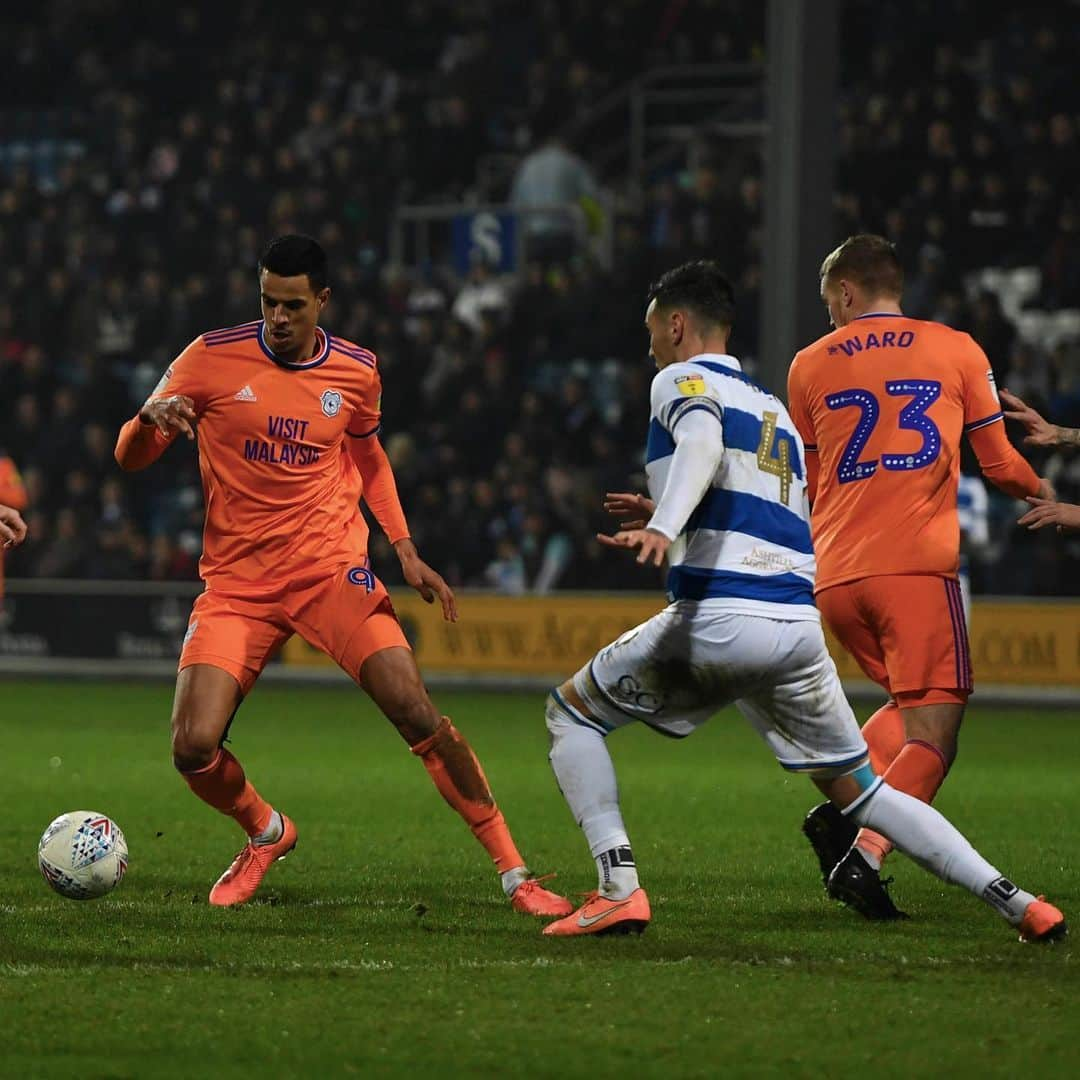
[562,64,766,192]
[473,66,766,203]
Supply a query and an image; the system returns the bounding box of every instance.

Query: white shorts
[571,603,868,777]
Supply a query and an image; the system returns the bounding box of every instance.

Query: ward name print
[243,415,321,466]
[826,328,916,357]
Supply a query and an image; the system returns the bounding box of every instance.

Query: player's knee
[545,686,605,756]
[544,692,559,725]
[383,691,441,745]
[545,691,575,737]
[170,718,220,773]
[902,710,962,766]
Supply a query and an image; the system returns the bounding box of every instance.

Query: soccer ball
[37,811,129,900]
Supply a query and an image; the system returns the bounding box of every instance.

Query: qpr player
[540,260,1064,944]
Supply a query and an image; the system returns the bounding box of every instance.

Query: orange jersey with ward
[788,315,1009,591]
[139,321,381,596]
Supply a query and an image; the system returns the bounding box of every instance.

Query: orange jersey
[0,453,28,597]
[119,321,383,597]
[788,314,1037,591]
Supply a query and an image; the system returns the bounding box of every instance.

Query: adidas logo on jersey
[234,385,257,402]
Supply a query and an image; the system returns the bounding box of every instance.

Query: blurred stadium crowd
[1,1,1078,595]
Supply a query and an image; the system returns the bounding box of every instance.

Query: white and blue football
[38,811,128,900]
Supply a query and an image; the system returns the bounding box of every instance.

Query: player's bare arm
[393,537,458,621]
[596,526,671,566]
[1001,389,1079,448]
[1035,476,1057,501]
[0,503,28,548]
[602,491,656,530]
[140,395,198,442]
[1018,497,1080,533]
[599,491,669,565]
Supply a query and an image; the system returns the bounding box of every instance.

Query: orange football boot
[510,874,573,917]
[208,815,298,906]
[1018,896,1068,943]
[542,887,651,936]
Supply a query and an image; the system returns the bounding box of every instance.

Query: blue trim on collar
[854,312,905,320]
[258,323,331,369]
[686,352,741,371]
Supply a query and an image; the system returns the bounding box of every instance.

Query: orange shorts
[179,563,409,694]
[817,574,972,708]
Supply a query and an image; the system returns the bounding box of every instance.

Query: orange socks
[861,702,906,775]
[181,748,273,838]
[411,717,524,873]
[857,739,949,866]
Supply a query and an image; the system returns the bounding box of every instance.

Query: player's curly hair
[647,260,736,329]
[258,234,329,293]
[820,234,903,298]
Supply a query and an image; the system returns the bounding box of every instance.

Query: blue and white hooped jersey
[956,474,990,550]
[646,353,818,620]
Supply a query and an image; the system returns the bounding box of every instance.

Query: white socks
[501,866,530,898]
[546,695,641,900]
[596,845,640,900]
[253,810,283,847]
[544,691,1038,924]
[850,782,1036,925]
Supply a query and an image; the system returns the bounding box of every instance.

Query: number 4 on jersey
[756,410,793,505]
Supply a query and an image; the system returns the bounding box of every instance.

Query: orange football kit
[788,314,1039,707]
[0,453,29,601]
[115,320,409,691]
[114,319,570,912]
[789,313,1040,866]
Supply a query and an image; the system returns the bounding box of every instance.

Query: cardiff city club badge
[321,388,343,417]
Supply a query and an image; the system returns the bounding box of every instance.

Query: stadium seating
[1,2,1076,595]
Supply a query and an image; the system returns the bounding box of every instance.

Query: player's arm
[1018,497,1080,533]
[1000,388,1080,449]
[348,432,457,621]
[966,418,1048,499]
[345,365,412,547]
[646,408,723,539]
[0,503,28,548]
[599,381,724,566]
[786,355,819,502]
[115,342,204,471]
[0,457,28,512]
[960,342,1047,499]
[115,397,197,470]
[346,371,457,622]
[602,491,655,530]
[346,428,410,544]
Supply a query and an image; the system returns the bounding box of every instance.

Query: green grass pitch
[1,679,1075,1078]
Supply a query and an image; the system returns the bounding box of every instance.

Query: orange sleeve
[787,354,819,501]
[959,336,1039,498]
[345,364,409,542]
[115,416,176,472]
[960,334,1006,430]
[345,364,382,439]
[0,457,28,511]
[114,338,207,472]
[348,433,410,543]
[967,421,1040,499]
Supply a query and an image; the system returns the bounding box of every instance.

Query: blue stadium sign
[451,211,517,274]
